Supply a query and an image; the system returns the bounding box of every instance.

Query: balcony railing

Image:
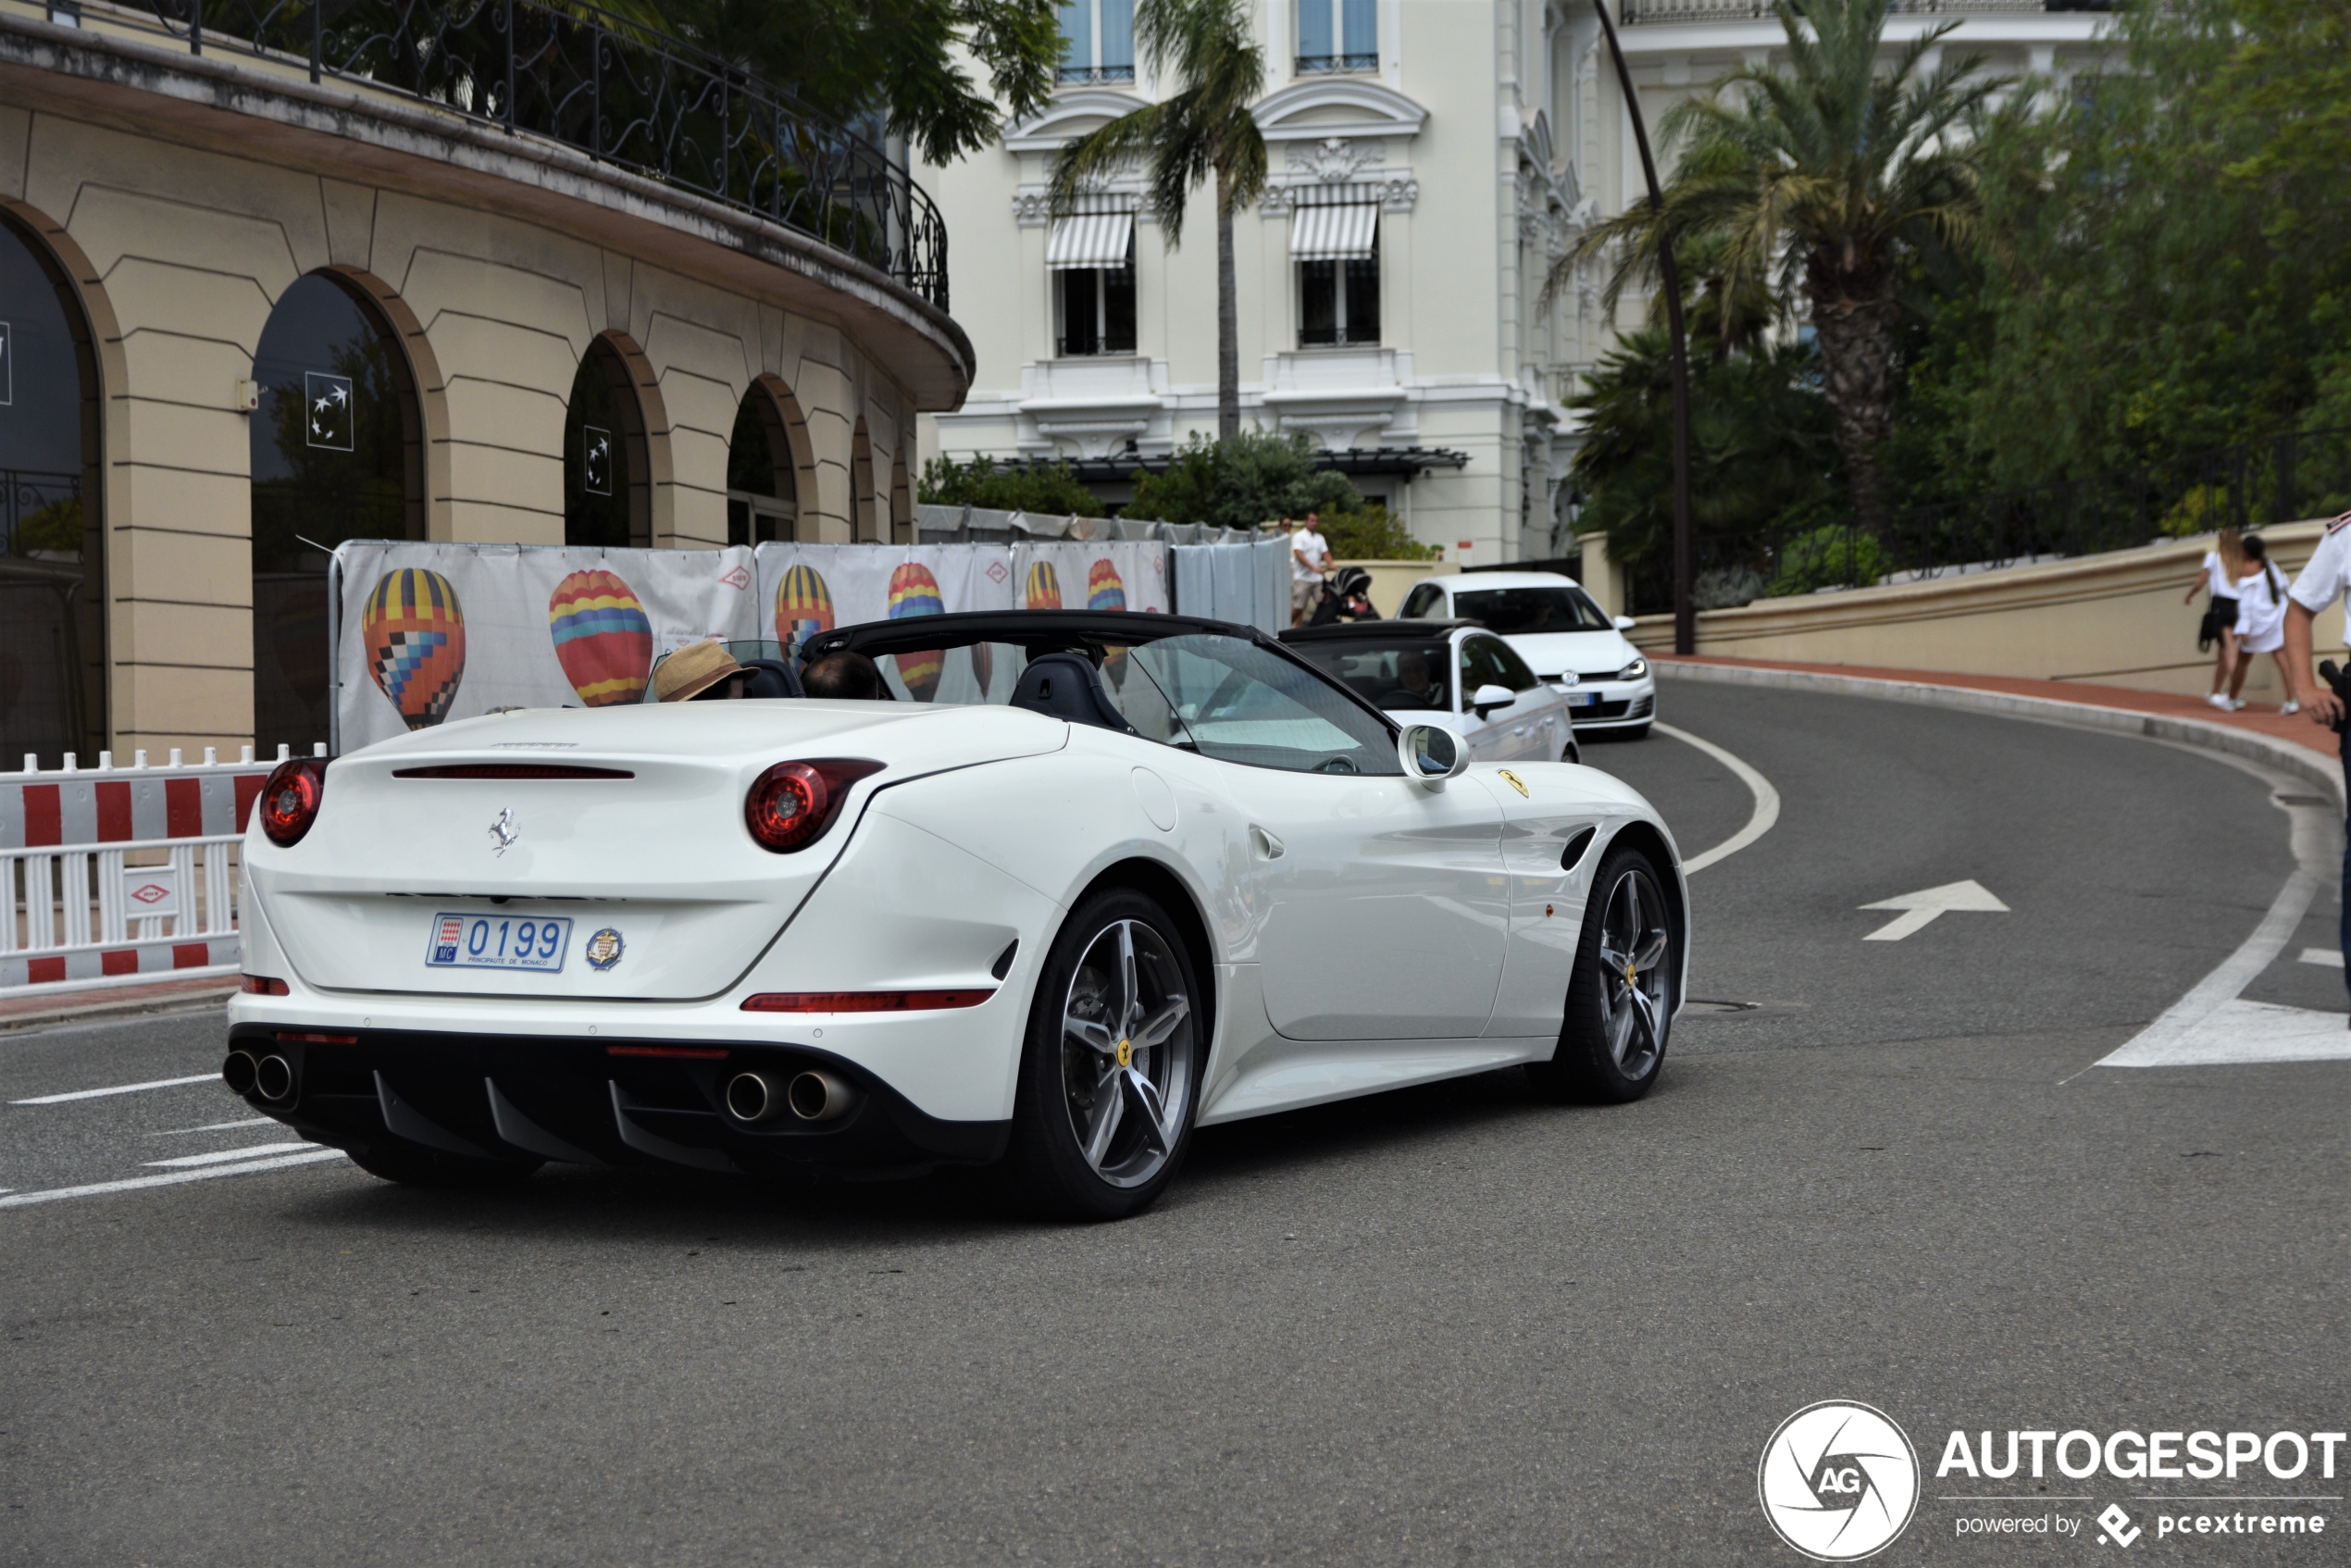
[1622,0,2101,21]
[1295,51,1377,73]
[56,0,949,309]
[1056,62,1135,83]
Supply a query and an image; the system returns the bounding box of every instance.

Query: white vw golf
[1398,571,1657,738]
[227,612,1686,1218]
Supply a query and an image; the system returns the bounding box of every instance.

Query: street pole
[1594,0,1695,656]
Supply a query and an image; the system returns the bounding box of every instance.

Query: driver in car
[1390,648,1448,710]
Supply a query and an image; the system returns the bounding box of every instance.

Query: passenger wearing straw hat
[652,640,746,703]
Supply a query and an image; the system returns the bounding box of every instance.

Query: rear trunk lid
[249,701,1065,1001]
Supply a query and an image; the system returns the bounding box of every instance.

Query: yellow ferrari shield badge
[1497,769,1529,798]
[1116,1039,1133,1068]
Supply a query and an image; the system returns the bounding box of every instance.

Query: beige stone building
[0,0,971,765]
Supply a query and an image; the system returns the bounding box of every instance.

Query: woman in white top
[2183,525,2245,711]
[2227,534,2295,714]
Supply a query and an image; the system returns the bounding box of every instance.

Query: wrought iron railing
[1296,51,1377,73]
[1621,427,2351,615]
[3,468,81,558]
[62,0,948,308]
[1056,62,1135,83]
[1622,0,2094,21]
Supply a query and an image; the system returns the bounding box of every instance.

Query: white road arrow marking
[1860,879,2009,941]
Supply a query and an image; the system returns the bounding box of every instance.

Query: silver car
[1281,619,1581,765]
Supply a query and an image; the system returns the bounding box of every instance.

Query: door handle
[1250,825,1286,861]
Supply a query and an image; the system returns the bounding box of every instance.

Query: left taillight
[744,758,882,853]
[258,757,326,847]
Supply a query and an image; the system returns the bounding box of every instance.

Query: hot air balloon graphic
[969,641,994,698]
[363,567,466,729]
[775,563,836,655]
[1087,557,1130,679]
[1086,558,1126,613]
[548,568,653,706]
[1024,560,1063,610]
[887,561,947,701]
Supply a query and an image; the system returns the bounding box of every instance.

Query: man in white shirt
[1288,513,1331,626]
[2280,508,2351,993]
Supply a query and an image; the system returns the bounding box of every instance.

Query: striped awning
[1046,208,1135,269]
[1289,202,1378,261]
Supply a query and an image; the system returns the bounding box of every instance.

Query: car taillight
[241,975,290,996]
[258,758,326,847]
[744,758,882,853]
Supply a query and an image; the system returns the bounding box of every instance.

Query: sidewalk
[1657,654,2342,761]
[0,975,237,1032]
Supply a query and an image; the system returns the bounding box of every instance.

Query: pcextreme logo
[1759,1400,1922,1562]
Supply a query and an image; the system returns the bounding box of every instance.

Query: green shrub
[1766,526,1885,596]
[919,454,1102,516]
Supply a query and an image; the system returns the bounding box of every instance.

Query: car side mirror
[1398,724,1471,788]
[1613,615,1638,632]
[1470,682,1515,717]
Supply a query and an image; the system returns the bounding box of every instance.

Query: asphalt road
[3,679,2344,1566]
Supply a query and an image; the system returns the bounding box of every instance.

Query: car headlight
[1617,657,1648,681]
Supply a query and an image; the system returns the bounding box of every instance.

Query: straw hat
[653,640,742,703]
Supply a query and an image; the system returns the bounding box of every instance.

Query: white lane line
[2107,997,2351,1067]
[143,1141,317,1169]
[9,1074,220,1106]
[147,1118,275,1138]
[1654,721,1781,875]
[0,1149,345,1210]
[2094,747,2342,1071]
[2299,946,2345,969]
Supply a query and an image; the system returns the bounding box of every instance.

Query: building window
[1296,211,1379,346]
[1058,0,1135,83]
[728,383,801,545]
[1057,243,1138,355]
[1298,0,1375,73]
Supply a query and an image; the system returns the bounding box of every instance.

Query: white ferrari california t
[226,611,1687,1218]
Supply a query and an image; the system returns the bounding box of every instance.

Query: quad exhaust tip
[725,1068,861,1126]
[221,1050,258,1096]
[255,1054,296,1103]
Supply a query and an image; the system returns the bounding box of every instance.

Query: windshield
[1287,641,1455,713]
[1450,585,1612,634]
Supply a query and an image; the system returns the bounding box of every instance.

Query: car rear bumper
[224,1023,1011,1178]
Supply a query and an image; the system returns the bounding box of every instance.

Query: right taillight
[258,758,326,847]
[744,758,882,853]
[241,974,290,996]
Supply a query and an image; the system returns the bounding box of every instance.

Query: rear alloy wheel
[1528,843,1673,1103]
[1006,890,1200,1219]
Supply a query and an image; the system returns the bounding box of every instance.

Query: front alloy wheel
[1528,842,1673,1103]
[1007,890,1200,1217]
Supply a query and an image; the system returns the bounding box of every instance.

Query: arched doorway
[566,336,650,549]
[727,380,802,545]
[250,270,424,756]
[0,211,106,769]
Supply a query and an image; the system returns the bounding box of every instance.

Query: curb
[1656,662,2348,815]
[0,982,237,1035]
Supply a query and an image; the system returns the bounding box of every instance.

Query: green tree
[1911,0,2351,491]
[1123,429,1363,531]
[1047,0,1268,439]
[918,454,1104,514]
[1563,0,2009,530]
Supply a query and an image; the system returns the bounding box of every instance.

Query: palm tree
[1561,0,2007,529]
[1049,0,1268,440]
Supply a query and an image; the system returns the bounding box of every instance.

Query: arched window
[0,211,106,768]
[890,445,914,544]
[727,382,801,545]
[852,417,877,542]
[250,271,423,756]
[566,336,650,549]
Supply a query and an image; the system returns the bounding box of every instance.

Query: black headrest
[1008,653,1137,735]
[736,658,804,699]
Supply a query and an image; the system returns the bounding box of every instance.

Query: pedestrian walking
[2185,526,2245,711]
[2226,535,2295,714]
[2280,510,2351,1000]
[1288,512,1331,626]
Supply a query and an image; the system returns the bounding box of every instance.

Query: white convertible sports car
[226,611,1686,1218]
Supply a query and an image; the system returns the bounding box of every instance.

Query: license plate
[427,913,572,972]
[1568,691,1600,707]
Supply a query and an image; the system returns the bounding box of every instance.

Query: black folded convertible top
[802,611,1263,661]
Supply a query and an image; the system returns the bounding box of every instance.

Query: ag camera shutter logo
[1759,1400,1921,1561]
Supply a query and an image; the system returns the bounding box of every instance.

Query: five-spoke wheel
[1529,841,1674,1102]
[1007,889,1201,1217]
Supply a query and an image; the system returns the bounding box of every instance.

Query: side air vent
[1560,827,1598,871]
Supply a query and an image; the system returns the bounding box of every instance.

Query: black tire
[1561,737,1582,766]
[1527,842,1673,1104]
[1004,888,1203,1220]
[344,1139,543,1188]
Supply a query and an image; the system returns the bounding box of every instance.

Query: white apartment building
[917,0,2110,566]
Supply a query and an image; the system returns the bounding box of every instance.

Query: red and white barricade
[1,746,303,992]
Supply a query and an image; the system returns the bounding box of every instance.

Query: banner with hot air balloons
[1008,541,1171,618]
[332,541,761,751]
